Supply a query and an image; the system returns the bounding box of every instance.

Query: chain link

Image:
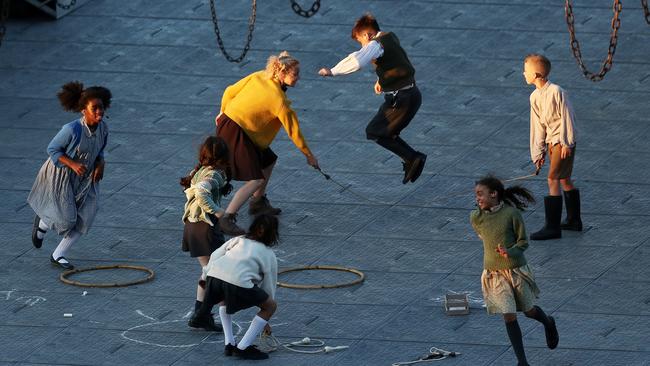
[565,0,622,82]
[209,0,256,63]
[0,0,9,49]
[290,0,321,18]
[642,0,650,24]
[57,0,77,10]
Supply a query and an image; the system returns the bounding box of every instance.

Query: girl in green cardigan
[180,136,232,331]
[470,175,559,366]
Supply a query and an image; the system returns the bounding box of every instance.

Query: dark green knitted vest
[372,32,416,91]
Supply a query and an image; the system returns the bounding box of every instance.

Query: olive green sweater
[470,203,529,270]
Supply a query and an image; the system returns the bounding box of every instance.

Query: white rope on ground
[391,347,461,366]
[258,334,349,354]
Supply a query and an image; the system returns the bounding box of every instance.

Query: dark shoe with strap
[530,196,562,240]
[561,189,583,231]
[545,316,559,349]
[224,343,237,356]
[235,345,269,360]
[50,255,74,270]
[248,195,282,216]
[32,215,45,249]
[188,313,223,332]
[219,213,245,236]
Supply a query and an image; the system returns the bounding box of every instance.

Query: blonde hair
[524,53,552,79]
[265,51,299,80]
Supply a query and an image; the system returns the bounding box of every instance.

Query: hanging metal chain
[0,0,9,49]
[642,0,650,24]
[565,0,622,82]
[57,0,77,10]
[209,0,256,63]
[290,0,320,18]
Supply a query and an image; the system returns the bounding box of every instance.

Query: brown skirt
[216,114,277,181]
[182,214,225,257]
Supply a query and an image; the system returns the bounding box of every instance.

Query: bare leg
[252,161,275,200]
[560,178,576,192]
[225,179,264,214]
[547,178,561,196]
[256,297,277,321]
[196,256,209,301]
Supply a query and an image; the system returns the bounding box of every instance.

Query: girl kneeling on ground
[190,214,279,360]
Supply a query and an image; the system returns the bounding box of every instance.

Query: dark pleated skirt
[216,114,277,181]
[204,276,270,314]
[182,214,225,257]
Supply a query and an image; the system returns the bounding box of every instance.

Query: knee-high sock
[525,305,550,326]
[52,230,81,260]
[237,315,267,350]
[37,220,48,239]
[505,319,528,366]
[219,306,235,346]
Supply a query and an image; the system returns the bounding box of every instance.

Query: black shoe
[403,154,426,184]
[235,345,269,360]
[188,314,223,332]
[530,196,562,240]
[409,152,427,183]
[225,343,237,356]
[545,316,559,349]
[560,189,583,231]
[50,255,74,270]
[248,195,282,216]
[31,215,45,249]
[219,213,245,236]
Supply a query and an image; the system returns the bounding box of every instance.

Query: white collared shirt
[330,32,385,75]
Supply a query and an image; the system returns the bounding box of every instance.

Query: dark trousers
[366,86,422,162]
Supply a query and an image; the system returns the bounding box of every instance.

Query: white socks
[237,315,267,350]
[52,230,81,260]
[37,220,48,239]
[219,306,235,346]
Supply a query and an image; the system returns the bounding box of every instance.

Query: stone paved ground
[1,1,649,365]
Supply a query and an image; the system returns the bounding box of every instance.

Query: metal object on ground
[277,265,365,289]
[209,0,256,63]
[565,0,622,81]
[60,264,155,288]
[290,0,321,18]
[444,293,470,316]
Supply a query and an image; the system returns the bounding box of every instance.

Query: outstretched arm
[318,41,383,77]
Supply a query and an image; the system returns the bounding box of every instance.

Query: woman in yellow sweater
[216,51,319,235]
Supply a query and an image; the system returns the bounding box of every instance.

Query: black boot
[248,195,281,216]
[530,196,562,240]
[561,189,582,231]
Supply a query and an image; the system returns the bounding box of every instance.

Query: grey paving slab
[0,325,64,363]
[490,348,650,366]
[559,278,650,316]
[600,243,650,282]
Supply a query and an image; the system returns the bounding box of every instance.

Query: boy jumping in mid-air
[318,13,426,184]
[523,54,582,240]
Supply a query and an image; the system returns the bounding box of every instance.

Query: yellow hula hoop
[277,265,365,289]
[59,264,155,288]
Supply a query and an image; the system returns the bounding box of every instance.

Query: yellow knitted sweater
[220,70,312,156]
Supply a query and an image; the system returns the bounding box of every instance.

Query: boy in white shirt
[318,13,426,184]
[189,214,279,360]
[524,54,582,240]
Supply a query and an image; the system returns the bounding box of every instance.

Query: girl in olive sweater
[470,175,559,366]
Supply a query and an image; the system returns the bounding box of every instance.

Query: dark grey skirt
[182,215,225,257]
[204,276,270,315]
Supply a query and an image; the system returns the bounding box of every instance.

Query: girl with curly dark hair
[27,81,111,270]
[180,135,233,330]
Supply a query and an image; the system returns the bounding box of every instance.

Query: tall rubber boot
[530,196,562,240]
[561,189,583,231]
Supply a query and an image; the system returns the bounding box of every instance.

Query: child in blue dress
[28,81,111,270]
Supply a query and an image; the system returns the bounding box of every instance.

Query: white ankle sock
[219,306,235,346]
[52,231,81,260]
[37,220,48,239]
[237,315,267,350]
